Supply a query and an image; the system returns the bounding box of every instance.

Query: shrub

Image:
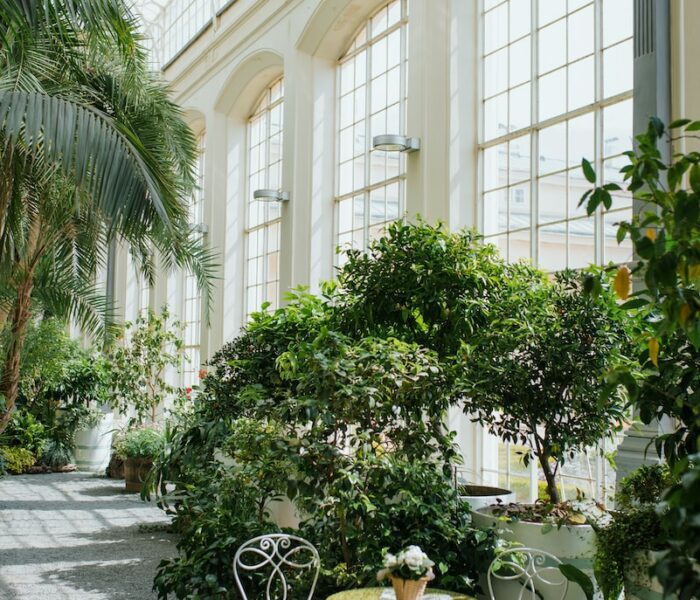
[0,447,36,474]
[3,410,47,458]
[39,439,74,469]
[461,270,633,504]
[116,428,164,459]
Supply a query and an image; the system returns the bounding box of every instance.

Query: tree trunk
[0,276,35,434]
[539,451,560,505]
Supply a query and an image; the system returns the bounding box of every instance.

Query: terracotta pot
[124,457,153,493]
[390,576,429,600]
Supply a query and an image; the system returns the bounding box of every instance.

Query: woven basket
[390,576,430,600]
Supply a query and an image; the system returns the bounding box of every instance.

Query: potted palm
[116,427,164,493]
[461,270,633,599]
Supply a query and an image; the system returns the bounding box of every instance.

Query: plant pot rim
[475,504,595,528]
[458,484,513,496]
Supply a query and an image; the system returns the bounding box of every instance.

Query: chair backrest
[487,547,569,600]
[233,533,320,600]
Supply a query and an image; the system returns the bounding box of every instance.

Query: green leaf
[669,119,692,129]
[559,564,594,600]
[686,121,700,132]
[690,164,700,194]
[581,158,596,184]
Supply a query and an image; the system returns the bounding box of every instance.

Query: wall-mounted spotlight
[253,189,290,202]
[372,134,421,153]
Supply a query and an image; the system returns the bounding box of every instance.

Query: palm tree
[0,0,216,432]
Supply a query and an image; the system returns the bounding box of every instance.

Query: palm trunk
[0,276,34,434]
[539,451,560,505]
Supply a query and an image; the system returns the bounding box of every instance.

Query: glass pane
[603,40,633,98]
[539,122,566,175]
[569,167,591,219]
[568,4,594,61]
[568,216,596,268]
[603,99,633,158]
[538,0,566,26]
[483,143,508,191]
[509,83,531,132]
[483,189,508,236]
[538,19,566,74]
[538,172,567,223]
[485,47,508,98]
[603,0,633,48]
[509,184,530,229]
[568,57,594,111]
[538,223,567,271]
[484,92,509,140]
[510,37,531,87]
[509,228,531,261]
[568,111,595,169]
[509,134,531,184]
[484,3,509,53]
[538,68,566,120]
[510,0,531,41]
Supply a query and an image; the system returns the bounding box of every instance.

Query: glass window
[245,79,284,318]
[182,133,205,387]
[478,0,634,503]
[335,0,408,265]
[480,0,634,268]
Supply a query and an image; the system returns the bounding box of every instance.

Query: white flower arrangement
[377,545,436,582]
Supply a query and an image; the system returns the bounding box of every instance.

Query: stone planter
[472,507,596,600]
[124,457,153,493]
[457,484,515,511]
[624,550,670,600]
[73,413,114,473]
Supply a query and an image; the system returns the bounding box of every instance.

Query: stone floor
[0,472,176,599]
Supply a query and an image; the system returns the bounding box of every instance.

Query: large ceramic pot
[472,507,596,600]
[73,412,114,473]
[458,484,515,511]
[124,457,153,493]
[624,550,672,600]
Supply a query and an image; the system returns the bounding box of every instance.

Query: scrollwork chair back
[233,533,320,600]
[487,547,569,600]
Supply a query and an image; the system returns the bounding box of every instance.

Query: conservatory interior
[0,0,699,599]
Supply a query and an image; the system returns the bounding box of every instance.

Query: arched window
[335,0,408,263]
[245,78,283,317]
[182,132,205,386]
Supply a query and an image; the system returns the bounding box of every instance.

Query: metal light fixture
[372,134,421,153]
[253,189,290,202]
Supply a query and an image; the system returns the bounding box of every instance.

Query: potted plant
[462,269,633,598]
[377,546,436,600]
[116,427,164,493]
[592,465,676,600]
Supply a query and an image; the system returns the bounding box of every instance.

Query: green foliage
[39,439,73,469]
[336,219,527,357]
[2,410,47,458]
[617,463,675,509]
[581,118,700,596]
[116,428,164,460]
[107,308,184,425]
[0,446,35,474]
[301,455,496,596]
[461,270,632,503]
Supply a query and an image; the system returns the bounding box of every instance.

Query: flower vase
[390,576,429,600]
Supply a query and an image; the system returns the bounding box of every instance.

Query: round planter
[472,506,596,600]
[458,485,516,511]
[73,413,114,473]
[124,457,153,493]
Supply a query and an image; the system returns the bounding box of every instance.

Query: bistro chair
[487,547,569,600]
[233,533,320,600]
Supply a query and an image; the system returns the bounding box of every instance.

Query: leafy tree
[108,308,184,425]
[461,270,632,504]
[0,0,216,433]
[581,117,700,598]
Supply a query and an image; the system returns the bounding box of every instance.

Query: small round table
[326,588,473,600]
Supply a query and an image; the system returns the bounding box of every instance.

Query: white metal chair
[233,533,320,600]
[487,547,569,600]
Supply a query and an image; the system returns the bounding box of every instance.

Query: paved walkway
[0,472,176,599]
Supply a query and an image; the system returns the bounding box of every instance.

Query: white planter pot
[458,485,516,511]
[73,413,114,474]
[472,507,597,600]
